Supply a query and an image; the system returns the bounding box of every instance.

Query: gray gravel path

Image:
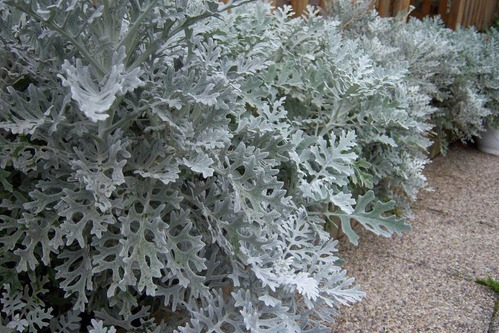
[330,143,499,332]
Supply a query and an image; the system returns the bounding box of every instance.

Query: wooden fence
[377,0,411,17]
[269,0,498,30]
[410,0,498,30]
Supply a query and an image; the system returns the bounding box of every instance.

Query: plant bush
[0,0,496,332]
[0,1,411,331]
[331,1,499,153]
[216,4,435,207]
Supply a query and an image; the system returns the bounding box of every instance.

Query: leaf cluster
[333,1,499,152]
[0,0,496,332]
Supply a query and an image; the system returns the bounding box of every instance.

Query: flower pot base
[478,126,499,156]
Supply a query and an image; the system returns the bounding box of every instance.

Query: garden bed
[0,1,497,331]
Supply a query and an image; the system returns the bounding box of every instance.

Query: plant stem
[7,1,108,77]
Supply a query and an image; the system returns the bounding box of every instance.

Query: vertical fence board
[378,0,392,17]
[448,0,465,29]
[256,0,497,31]
[438,0,449,21]
[291,0,308,16]
[393,0,411,15]
[470,0,478,27]
[403,0,411,14]
[487,0,499,28]
[463,0,473,26]
[479,0,491,29]
[485,0,497,29]
[393,0,401,14]
[319,0,329,11]
[477,0,485,28]
[422,0,432,15]
[469,0,478,26]
[480,0,489,29]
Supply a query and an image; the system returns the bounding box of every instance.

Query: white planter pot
[478,125,499,156]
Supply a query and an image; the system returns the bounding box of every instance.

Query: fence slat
[487,0,499,28]
[319,0,329,11]
[378,0,392,17]
[463,0,473,26]
[469,0,477,27]
[447,0,466,29]
[476,0,484,28]
[421,0,432,15]
[291,0,308,16]
[483,0,495,29]
[258,0,498,31]
[393,0,411,15]
[480,0,489,29]
[469,0,478,26]
[478,0,490,29]
[438,0,449,21]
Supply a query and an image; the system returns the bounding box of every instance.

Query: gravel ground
[330,143,499,332]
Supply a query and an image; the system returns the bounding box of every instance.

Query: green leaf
[13,213,63,271]
[300,131,358,188]
[118,203,169,296]
[59,47,144,123]
[55,247,93,312]
[1,281,53,332]
[49,309,82,333]
[132,141,181,186]
[70,131,130,213]
[58,189,117,246]
[88,319,117,333]
[91,232,125,298]
[182,153,215,178]
[0,169,13,193]
[118,198,207,297]
[331,191,411,246]
[220,142,292,224]
[0,85,50,135]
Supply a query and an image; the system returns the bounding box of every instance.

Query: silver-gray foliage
[0,0,495,332]
[332,1,499,153]
[0,1,401,331]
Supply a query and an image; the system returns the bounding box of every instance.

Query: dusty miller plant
[0,0,416,332]
[213,3,433,210]
[331,1,499,153]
